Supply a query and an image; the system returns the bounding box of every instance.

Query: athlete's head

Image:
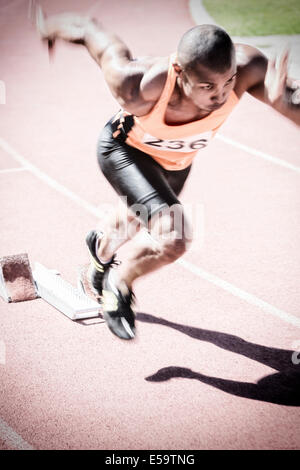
[174,25,237,111]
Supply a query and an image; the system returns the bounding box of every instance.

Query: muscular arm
[36,7,165,113]
[249,80,300,126]
[237,44,300,126]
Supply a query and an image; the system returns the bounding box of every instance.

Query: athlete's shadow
[137,312,300,406]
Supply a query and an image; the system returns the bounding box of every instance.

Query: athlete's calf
[116,203,193,288]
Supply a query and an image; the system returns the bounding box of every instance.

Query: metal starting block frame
[33,263,102,321]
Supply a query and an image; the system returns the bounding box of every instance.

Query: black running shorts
[97,117,192,224]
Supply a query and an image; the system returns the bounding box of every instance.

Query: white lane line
[177,258,300,328]
[1,136,299,328]
[217,134,300,174]
[0,137,105,219]
[0,417,34,450]
[0,167,27,174]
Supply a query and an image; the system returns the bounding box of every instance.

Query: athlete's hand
[35,4,91,53]
[35,4,47,39]
[264,49,300,107]
[264,49,289,105]
[35,4,57,57]
[289,78,300,105]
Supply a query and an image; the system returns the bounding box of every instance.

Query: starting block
[0,254,102,321]
[0,253,38,303]
[33,263,102,320]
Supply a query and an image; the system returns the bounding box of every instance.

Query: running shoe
[101,269,136,340]
[83,229,119,299]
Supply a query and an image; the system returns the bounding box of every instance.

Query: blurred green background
[202,0,300,35]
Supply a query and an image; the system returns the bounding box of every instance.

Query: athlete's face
[176,58,237,112]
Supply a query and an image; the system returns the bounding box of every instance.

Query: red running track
[0,0,300,450]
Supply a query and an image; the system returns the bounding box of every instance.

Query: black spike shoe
[82,230,120,300]
[101,269,136,340]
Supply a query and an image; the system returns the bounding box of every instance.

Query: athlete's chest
[164,89,210,125]
[164,101,210,125]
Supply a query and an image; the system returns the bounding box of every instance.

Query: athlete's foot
[83,229,119,299]
[102,269,136,340]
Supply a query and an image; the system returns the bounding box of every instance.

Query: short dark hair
[177,24,235,73]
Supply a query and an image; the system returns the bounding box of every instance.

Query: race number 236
[142,131,213,153]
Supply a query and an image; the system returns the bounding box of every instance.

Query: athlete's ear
[173,63,183,75]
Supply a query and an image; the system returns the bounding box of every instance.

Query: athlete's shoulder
[234,43,268,95]
[139,56,169,101]
[120,55,169,115]
[234,43,268,71]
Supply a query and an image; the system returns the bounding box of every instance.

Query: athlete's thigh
[97,120,182,225]
[163,165,192,196]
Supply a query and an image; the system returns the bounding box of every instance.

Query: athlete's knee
[149,205,193,261]
[161,232,188,261]
[96,204,137,247]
